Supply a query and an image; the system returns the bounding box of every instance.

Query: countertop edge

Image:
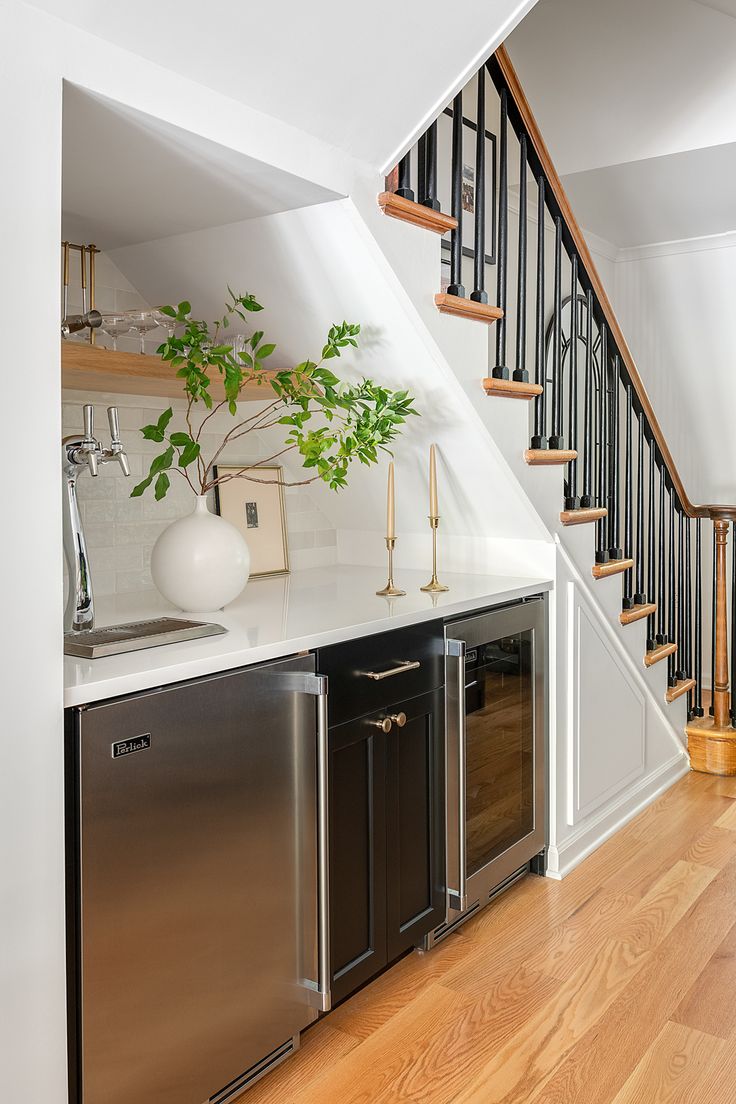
[64,575,552,709]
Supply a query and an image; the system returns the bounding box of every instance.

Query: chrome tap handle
[107,405,121,443]
[83,404,95,442]
[107,406,130,476]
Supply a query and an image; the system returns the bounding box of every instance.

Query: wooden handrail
[495,45,736,523]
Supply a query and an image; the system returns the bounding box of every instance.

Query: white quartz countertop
[64,565,552,708]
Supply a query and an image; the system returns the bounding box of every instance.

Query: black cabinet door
[385,689,445,959]
[329,718,387,1004]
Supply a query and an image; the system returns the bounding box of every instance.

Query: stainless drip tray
[64,617,227,658]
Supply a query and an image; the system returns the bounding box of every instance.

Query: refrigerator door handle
[280,670,331,1013]
[446,639,468,913]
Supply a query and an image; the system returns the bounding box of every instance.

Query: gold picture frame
[213,465,290,578]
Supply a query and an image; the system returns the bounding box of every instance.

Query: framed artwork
[213,465,290,578]
[437,107,497,267]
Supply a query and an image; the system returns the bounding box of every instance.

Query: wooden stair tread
[62,342,277,401]
[560,506,607,526]
[377,191,457,235]
[434,293,504,324]
[644,641,677,667]
[482,377,543,400]
[591,557,634,580]
[619,602,657,626]
[525,448,577,466]
[666,678,696,703]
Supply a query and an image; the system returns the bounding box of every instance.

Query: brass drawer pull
[362,660,421,681]
[368,717,393,733]
[389,712,407,728]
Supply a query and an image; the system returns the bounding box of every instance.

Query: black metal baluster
[396,150,414,201]
[492,89,509,378]
[471,70,488,304]
[416,132,427,212]
[657,466,667,644]
[693,519,704,716]
[419,120,439,210]
[622,385,634,608]
[447,93,465,297]
[647,441,656,650]
[635,409,646,605]
[580,289,594,506]
[711,528,717,716]
[676,507,686,681]
[668,491,677,687]
[608,356,622,560]
[565,257,580,506]
[513,136,529,381]
[685,517,693,707]
[531,177,547,449]
[595,326,609,562]
[549,218,564,447]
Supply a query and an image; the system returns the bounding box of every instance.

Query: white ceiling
[31,0,538,173]
[563,142,736,247]
[61,86,340,250]
[507,0,736,247]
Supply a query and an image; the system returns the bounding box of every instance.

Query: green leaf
[169,432,192,447]
[177,300,192,315]
[178,441,201,468]
[141,424,164,442]
[154,472,170,501]
[156,407,174,434]
[130,475,152,497]
[159,305,176,318]
[257,343,275,358]
[242,298,264,312]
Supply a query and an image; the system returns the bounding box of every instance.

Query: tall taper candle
[429,444,439,516]
[387,462,395,539]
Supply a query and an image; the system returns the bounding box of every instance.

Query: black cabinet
[320,623,445,1005]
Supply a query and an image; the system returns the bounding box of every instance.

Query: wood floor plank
[449,861,718,1104]
[244,775,736,1104]
[520,857,736,1104]
[609,1021,724,1104]
[671,919,736,1038]
[244,1024,360,1104]
[715,800,736,830]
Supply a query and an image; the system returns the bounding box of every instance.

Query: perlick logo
[111,734,151,759]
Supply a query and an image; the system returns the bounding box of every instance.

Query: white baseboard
[544,752,690,880]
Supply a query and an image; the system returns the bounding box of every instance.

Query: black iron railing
[384,47,736,724]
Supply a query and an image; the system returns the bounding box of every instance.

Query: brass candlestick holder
[376,537,406,596]
[421,516,449,593]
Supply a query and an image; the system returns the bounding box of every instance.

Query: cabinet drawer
[317,620,444,726]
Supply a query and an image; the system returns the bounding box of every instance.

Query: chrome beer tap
[63,404,130,632]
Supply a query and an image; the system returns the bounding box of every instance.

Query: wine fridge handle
[447,639,468,912]
[315,683,331,1012]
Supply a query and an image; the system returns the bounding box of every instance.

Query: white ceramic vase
[151,496,250,613]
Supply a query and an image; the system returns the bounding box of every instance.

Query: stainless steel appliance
[66,653,330,1104]
[426,596,546,945]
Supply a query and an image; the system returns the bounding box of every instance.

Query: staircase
[380,44,736,776]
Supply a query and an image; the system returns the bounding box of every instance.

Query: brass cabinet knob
[369,717,393,734]
[389,712,407,728]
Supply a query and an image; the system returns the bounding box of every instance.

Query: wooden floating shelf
[377,191,457,235]
[687,716,736,775]
[644,641,677,668]
[666,678,696,704]
[591,557,634,580]
[525,449,577,466]
[61,342,277,401]
[483,377,543,400]
[560,506,607,526]
[434,293,504,324]
[619,602,657,626]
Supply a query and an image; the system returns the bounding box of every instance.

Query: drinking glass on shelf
[99,313,132,352]
[125,310,159,355]
[151,307,178,341]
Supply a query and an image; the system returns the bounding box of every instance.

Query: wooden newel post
[712,519,731,728]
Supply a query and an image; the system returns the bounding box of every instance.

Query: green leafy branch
[130,291,418,500]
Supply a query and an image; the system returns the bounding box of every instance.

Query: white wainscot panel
[568,585,646,825]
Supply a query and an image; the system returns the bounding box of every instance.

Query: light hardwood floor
[247,770,736,1104]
